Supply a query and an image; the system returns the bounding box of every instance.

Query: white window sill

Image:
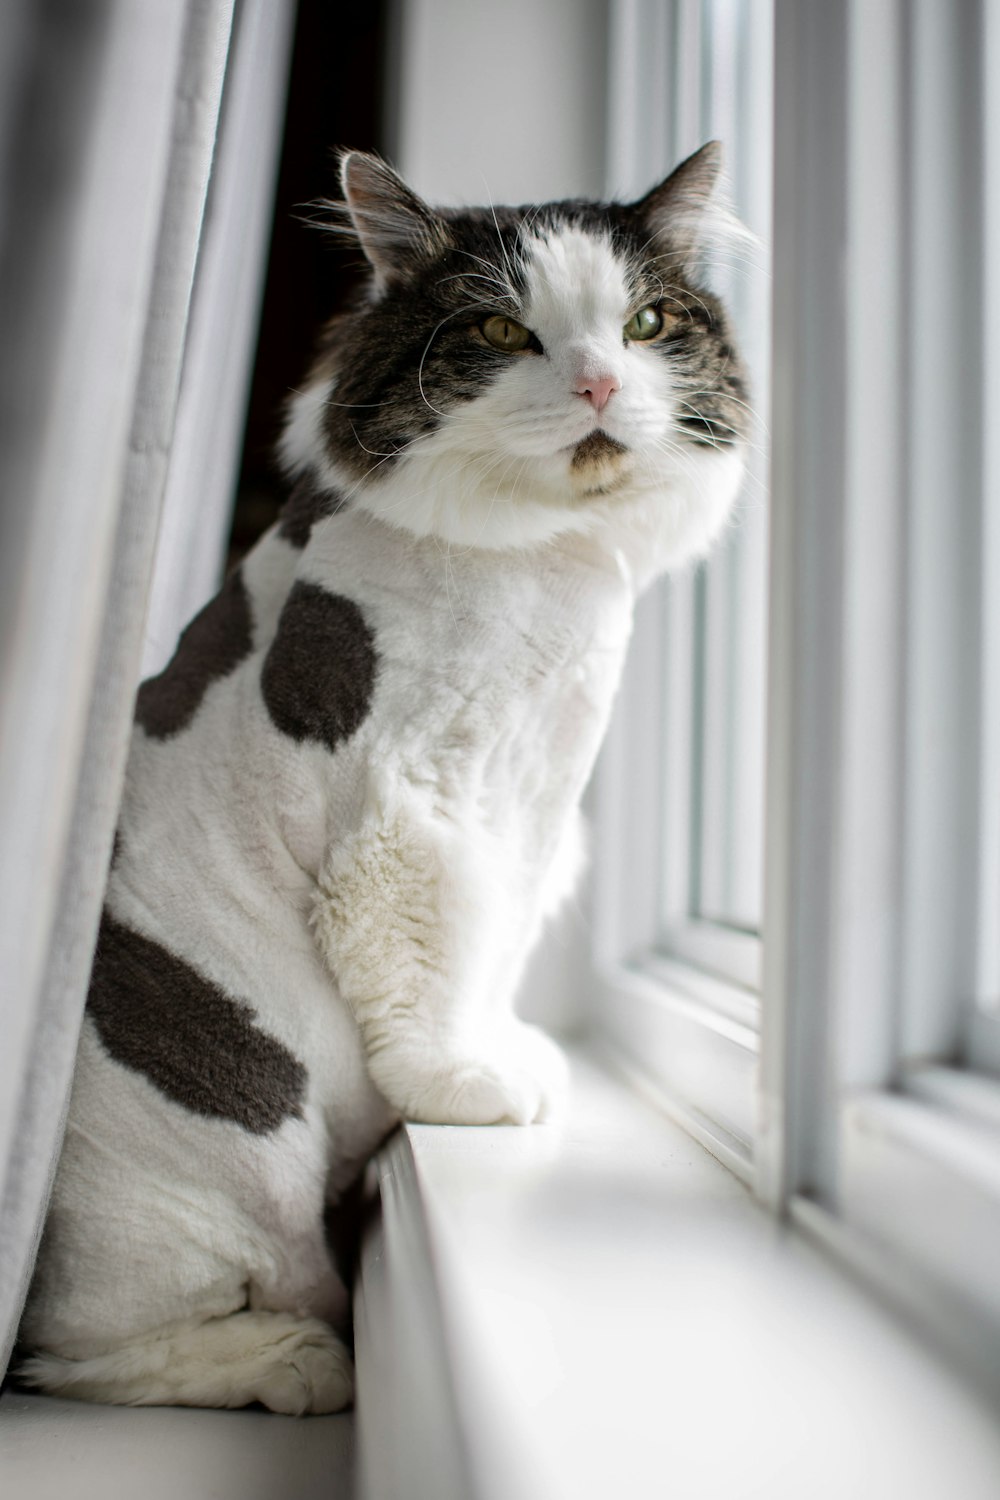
[0,1387,354,1499]
[356,1047,1000,1500]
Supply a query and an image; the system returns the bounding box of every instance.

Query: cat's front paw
[371,1023,569,1126]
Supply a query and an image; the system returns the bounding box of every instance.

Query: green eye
[481,315,532,352]
[623,305,663,342]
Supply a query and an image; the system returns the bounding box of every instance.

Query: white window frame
[759,0,1000,1386]
[594,2,1000,1377]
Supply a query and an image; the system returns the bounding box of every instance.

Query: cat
[17,143,750,1414]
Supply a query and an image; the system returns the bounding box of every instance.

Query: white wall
[392,0,608,206]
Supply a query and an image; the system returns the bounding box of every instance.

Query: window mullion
[761,0,914,1208]
[758,0,853,1209]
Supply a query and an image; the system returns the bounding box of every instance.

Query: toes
[254,1325,355,1415]
[451,1067,539,1125]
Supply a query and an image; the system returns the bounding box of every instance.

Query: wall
[391,0,608,205]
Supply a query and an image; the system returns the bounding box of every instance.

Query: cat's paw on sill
[372,1023,569,1126]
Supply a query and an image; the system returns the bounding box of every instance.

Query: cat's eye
[480,315,533,352]
[623,305,664,342]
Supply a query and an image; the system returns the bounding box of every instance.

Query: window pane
[660,0,772,944]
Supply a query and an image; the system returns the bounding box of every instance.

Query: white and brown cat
[18,145,749,1413]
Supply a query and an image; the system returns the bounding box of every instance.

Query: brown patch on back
[571,432,628,469]
[278,476,346,549]
[135,569,253,739]
[87,912,307,1134]
[260,581,377,752]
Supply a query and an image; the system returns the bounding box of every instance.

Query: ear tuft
[631,140,729,269]
[338,150,450,294]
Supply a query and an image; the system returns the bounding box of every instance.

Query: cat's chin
[566,433,635,496]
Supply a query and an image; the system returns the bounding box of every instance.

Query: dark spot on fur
[260,581,377,751]
[87,912,307,1133]
[571,432,628,468]
[135,569,253,739]
[278,476,346,548]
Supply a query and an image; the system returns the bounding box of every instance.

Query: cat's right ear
[339,151,451,295]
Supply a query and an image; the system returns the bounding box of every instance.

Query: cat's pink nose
[575,374,621,412]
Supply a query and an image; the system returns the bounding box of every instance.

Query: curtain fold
[0,0,293,1376]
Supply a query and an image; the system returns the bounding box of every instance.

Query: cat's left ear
[630,140,724,268]
[340,151,451,295]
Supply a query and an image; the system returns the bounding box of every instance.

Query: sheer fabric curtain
[0,0,294,1376]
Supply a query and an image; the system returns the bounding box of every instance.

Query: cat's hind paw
[248,1317,355,1415]
[17,1311,355,1415]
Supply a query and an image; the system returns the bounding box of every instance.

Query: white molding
[589,960,758,1152]
[597,1037,754,1184]
[838,1088,1000,1331]
[656,920,762,992]
[790,1192,1000,1402]
[903,1065,1000,1133]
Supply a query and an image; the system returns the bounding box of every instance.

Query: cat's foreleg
[311,797,567,1125]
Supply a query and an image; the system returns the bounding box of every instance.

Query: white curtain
[0,0,294,1377]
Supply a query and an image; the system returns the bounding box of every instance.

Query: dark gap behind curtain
[228,1,390,564]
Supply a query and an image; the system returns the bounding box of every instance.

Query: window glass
[658,0,772,952]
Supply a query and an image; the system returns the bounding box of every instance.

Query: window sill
[355,1047,1000,1500]
[0,1387,354,1498]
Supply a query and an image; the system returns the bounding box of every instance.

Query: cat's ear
[339,151,451,294]
[630,141,725,269]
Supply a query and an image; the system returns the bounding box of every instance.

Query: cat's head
[282,146,750,574]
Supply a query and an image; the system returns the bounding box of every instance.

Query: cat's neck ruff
[300,503,637,624]
[292,431,743,591]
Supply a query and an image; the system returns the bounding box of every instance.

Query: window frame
[759,0,1000,1379]
[596,0,1000,1366]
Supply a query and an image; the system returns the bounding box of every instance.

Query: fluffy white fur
[21,181,745,1413]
